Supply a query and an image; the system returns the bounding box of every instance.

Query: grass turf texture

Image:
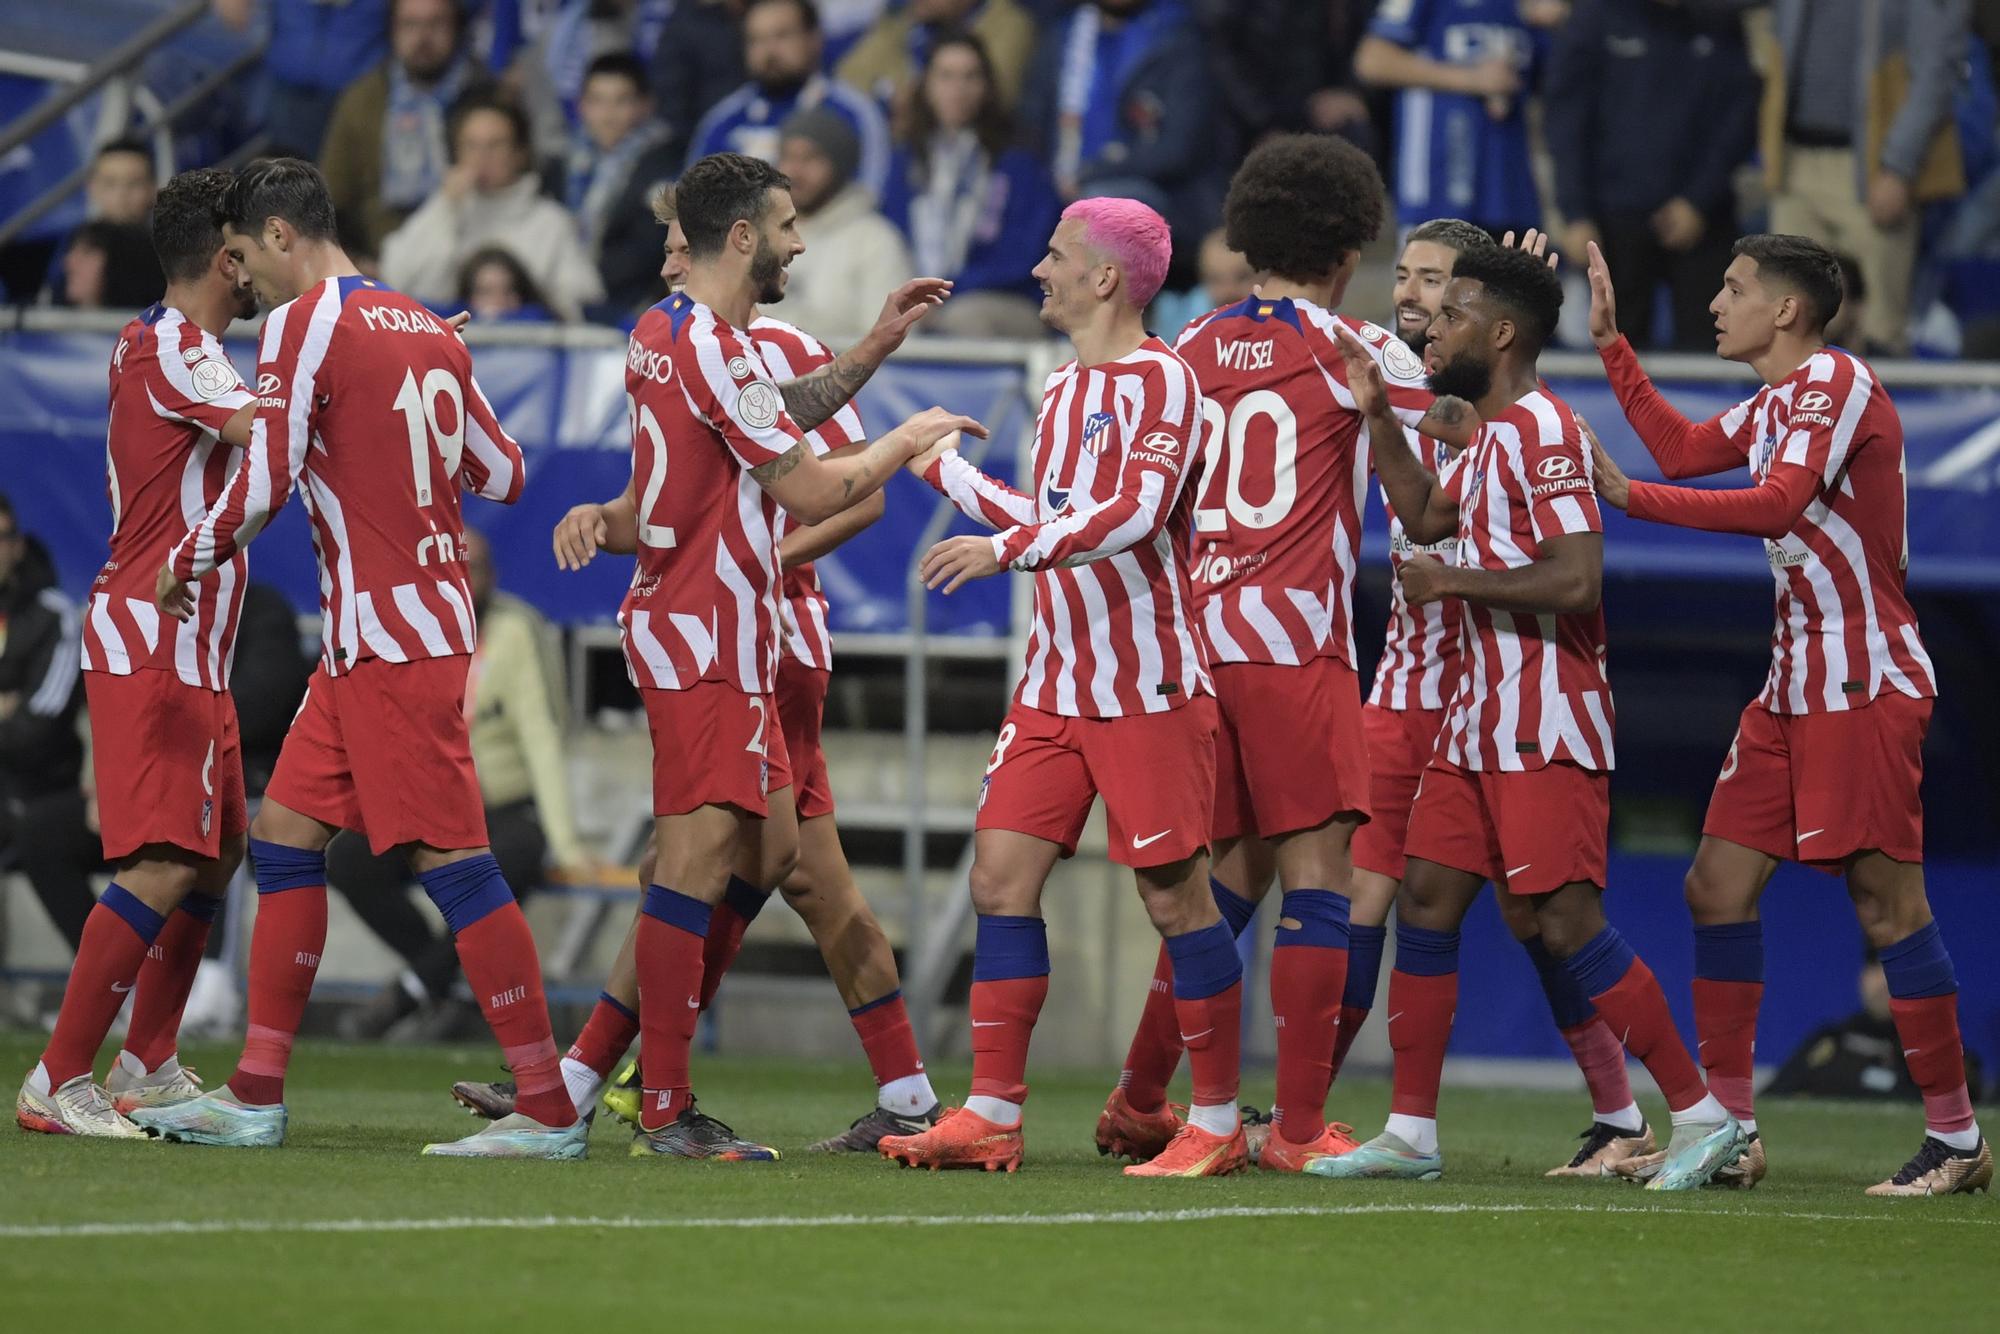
[3,1038,1993,1331]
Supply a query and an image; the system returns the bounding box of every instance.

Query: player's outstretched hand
[1585,241,1620,349]
[900,407,988,461]
[1397,553,1452,607]
[156,563,195,621]
[906,429,962,478]
[1330,324,1390,416]
[553,502,609,570]
[1500,228,1558,270]
[1576,414,1629,510]
[867,277,955,354]
[921,534,1004,594]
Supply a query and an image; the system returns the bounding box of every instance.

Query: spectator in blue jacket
[214,0,392,157]
[1018,0,1225,265]
[880,30,1058,336]
[684,0,891,200]
[1545,0,1757,350]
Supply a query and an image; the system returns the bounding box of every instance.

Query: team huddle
[16,133,1989,1198]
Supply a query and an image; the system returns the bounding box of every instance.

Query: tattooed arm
[752,407,985,524]
[779,276,954,429]
[1416,394,1480,450]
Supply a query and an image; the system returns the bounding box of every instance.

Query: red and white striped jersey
[1174,298,1433,669]
[923,336,1209,718]
[748,315,866,672]
[1609,345,1935,714]
[619,293,806,694]
[170,277,524,674]
[1370,432,1462,712]
[82,304,255,689]
[1435,388,1615,772]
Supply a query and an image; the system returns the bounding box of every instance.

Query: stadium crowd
[6,1,2000,358]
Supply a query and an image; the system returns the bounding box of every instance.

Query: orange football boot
[879,1105,1023,1172]
[1259,1120,1360,1173]
[1123,1120,1250,1177]
[1094,1088,1183,1162]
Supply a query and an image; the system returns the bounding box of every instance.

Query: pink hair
[1062,197,1172,309]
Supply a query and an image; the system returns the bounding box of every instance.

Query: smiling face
[1393,239,1458,351]
[661,218,691,290]
[1030,217,1108,334]
[1709,254,1786,363]
[744,187,803,305]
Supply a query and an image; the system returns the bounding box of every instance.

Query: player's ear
[1491,314,1517,355]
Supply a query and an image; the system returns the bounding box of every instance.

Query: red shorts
[1703,693,1928,867]
[775,658,834,821]
[641,680,774,818]
[85,670,248,862]
[1211,658,1371,841]
[1351,703,1447,880]
[1403,756,1609,896]
[978,697,1217,867]
[268,657,487,855]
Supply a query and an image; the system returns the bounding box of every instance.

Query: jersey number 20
[1194,390,1299,535]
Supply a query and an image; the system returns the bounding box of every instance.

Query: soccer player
[610,152,976,1160]
[452,200,942,1149]
[878,198,1241,1178]
[1098,135,1435,1173]
[1581,235,1989,1197]
[1307,245,1744,1191]
[15,169,259,1138]
[1344,218,1657,1178]
[128,158,583,1159]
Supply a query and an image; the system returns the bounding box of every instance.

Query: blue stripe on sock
[723,875,769,922]
[1166,919,1242,1000]
[248,838,325,893]
[1693,920,1764,983]
[1274,889,1351,950]
[641,885,713,937]
[848,988,902,1018]
[416,854,514,934]
[972,915,1049,981]
[178,893,223,924]
[1344,923,1386,1008]
[598,991,638,1024]
[1394,922,1460,977]
[1522,935,1596,1030]
[1879,921,1957,999]
[1565,925,1638,999]
[99,883,166,945]
[1209,877,1257,937]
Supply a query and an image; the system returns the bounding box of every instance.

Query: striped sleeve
[685,316,804,468]
[1313,314,1435,426]
[145,317,253,433]
[458,368,525,503]
[1516,400,1601,542]
[923,449,1037,530]
[1599,335,1756,478]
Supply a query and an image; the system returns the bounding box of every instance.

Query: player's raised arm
[1333,324,1458,542]
[778,276,953,430]
[910,430,1039,531]
[755,406,987,525]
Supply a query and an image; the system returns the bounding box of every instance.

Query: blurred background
[1,0,1995,1106]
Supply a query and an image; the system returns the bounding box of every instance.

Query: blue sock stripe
[1879,921,1957,1000]
[641,885,713,938]
[99,883,167,945]
[1166,919,1242,1000]
[972,914,1050,982]
[1394,922,1460,977]
[1273,889,1352,950]
[598,991,638,1024]
[1693,920,1765,983]
[416,854,514,935]
[248,838,325,894]
[1565,925,1638,999]
[848,989,902,1018]
[723,875,770,923]
[1522,935,1596,1030]
[178,893,223,924]
[1344,923,1387,1008]
[1209,877,1258,938]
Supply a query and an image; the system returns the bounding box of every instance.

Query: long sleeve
[377,191,464,304]
[1627,462,1819,539]
[1599,336,1753,479]
[922,448,1038,530]
[458,370,526,504]
[1880,0,1972,182]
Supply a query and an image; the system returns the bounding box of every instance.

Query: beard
[230,283,260,321]
[1426,348,1492,403]
[750,235,786,304]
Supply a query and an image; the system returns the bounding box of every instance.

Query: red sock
[1691,978,1762,1122]
[1387,970,1457,1118]
[1271,944,1347,1143]
[1330,1004,1371,1081]
[228,887,327,1106]
[1174,980,1243,1109]
[1889,994,1977,1135]
[1588,957,1708,1113]
[967,976,1049,1104]
[636,906,707,1130]
[1560,1018,1636,1119]
[565,994,640,1078]
[121,905,214,1072]
[849,992,924,1086]
[697,879,766,1010]
[39,897,158,1086]
[454,903,573,1127]
[1117,943,1182,1112]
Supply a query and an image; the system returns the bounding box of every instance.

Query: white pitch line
[1,1200,1989,1241]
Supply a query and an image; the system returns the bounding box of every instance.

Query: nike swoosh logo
[1179,1028,1212,1043]
[1386,1012,1403,1024]
[686,996,700,1009]
[111,981,135,993]
[1904,1048,1921,1058]
[1132,829,1173,849]
[971,1020,1005,1028]
[1797,829,1825,842]
[1505,864,1533,878]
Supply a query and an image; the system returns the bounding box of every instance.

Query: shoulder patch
[1380,336,1425,383]
[737,380,783,430]
[190,358,242,401]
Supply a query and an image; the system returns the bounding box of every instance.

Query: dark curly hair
[151,167,235,282]
[1222,133,1384,283]
[677,152,792,259]
[1732,233,1844,334]
[1449,243,1564,350]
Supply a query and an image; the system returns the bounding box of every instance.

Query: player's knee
[968,860,1033,916]
[759,837,801,893]
[1847,877,1932,948]
[1683,859,1750,924]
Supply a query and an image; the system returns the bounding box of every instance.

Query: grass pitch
[2,1038,1993,1332]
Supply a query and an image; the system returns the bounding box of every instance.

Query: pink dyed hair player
[1061,196,1172,309]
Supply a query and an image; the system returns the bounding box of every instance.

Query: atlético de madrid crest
[1081,411,1115,455]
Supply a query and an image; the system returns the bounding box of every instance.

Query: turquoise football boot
[127,1090,286,1147]
[422,1111,590,1160]
[1303,1130,1443,1181]
[1646,1115,1747,1191]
